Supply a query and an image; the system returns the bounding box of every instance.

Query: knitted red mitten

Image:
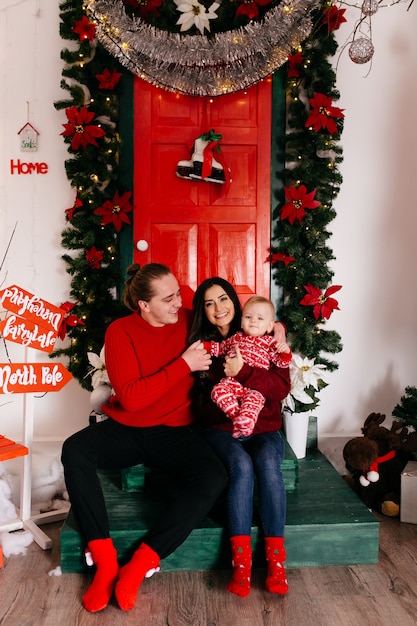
[115,543,160,611]
[227,535,252,598]
[265,537,288,595]
[82,538,119,612]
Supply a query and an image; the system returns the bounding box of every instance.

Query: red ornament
[95,68,123,90]
[61,105,106,151]
[86,246,104,269]
[94,190,133,232]
[268,252,296,266]
[322,5,347,32]
[72,15,96,41]
[58,301,85,340]
[122,0,164,19]
[300,284,342,320]
[280,185,320,224]
[235,0,272,20]
[287,51,304,78]
[305,92,344,135]
[65,195,83,221]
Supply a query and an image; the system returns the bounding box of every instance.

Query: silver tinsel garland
[84,0,322,96]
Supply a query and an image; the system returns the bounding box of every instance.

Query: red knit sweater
[102,308,194,427]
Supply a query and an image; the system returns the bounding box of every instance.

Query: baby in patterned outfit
[204,295,292,438]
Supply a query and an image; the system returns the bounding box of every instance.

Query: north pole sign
[0,363,72,394]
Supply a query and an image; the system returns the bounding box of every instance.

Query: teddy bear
[342,412,417,517]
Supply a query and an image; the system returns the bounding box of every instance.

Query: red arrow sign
[0,315,58,353]
[0,363,72,394]
[0,285,65,334]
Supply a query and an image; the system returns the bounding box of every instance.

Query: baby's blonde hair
[243,296,275,319]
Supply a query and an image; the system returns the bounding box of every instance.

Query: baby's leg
[211,379,243,418]
[232,389,265,438]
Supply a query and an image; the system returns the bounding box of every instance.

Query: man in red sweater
[61,263,228,612]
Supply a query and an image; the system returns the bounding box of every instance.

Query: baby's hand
[276,341,291,354]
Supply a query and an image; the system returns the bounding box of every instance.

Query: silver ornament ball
[348,38,375,64]
[361,0,379,16]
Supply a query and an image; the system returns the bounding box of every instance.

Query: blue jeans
[204,429,286,537]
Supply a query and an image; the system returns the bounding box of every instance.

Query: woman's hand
[224,344,244,377]
[276,341,291,354]
[182,340,212,372]
[273,321,287,344]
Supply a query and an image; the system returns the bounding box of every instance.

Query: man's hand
[182,340,212,372]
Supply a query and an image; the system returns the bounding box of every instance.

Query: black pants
[61,419,228,559]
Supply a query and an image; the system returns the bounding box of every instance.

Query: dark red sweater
[102,309,194,427]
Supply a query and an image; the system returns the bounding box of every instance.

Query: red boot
[265,537,288,595]
[227,535,252,597]
[82,538,119,612]
[115,542,160,611]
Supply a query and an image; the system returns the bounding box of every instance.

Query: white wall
[0,1,90,442]
[0,1,416,444]
[320,5,417,436]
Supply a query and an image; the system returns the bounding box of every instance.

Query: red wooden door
[133,77,272,305]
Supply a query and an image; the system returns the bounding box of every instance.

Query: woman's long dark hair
[188,277,243,418]
[188,277,242,343]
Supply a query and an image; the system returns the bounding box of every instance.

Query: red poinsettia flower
[268,252,296,266]
[65,195,83,221]
[86,246,104,269]
[58,301,85,340]
[94,190,133,232]
[235,0,272,20]
[122,0,164,19]
[322,5,347,32]
[305,92,345,135]
[61,105,106,151]
[287,51,304,78]
[95,68,123,90]
[72,15,96,41]
[280,185,320,224]
[300,284,342,320]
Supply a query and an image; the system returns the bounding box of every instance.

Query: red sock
[265,537,288,595]
[115,543,160,611]
[82,538,119,612]
[227,535,252,598]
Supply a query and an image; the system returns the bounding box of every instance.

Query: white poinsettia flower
[290,382,315,404]
[87,346,110,389]
[174,0,220,36]
[283,353,329,412]
[290,353,329,391]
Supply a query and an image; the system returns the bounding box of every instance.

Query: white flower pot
[283,410,310,459]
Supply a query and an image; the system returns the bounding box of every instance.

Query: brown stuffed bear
[342,413,417,517]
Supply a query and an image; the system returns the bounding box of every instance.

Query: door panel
[133,77,272,304]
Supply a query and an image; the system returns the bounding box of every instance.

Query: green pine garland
[54,0,343,391]
[54,0,130,388]
[272,11,343,372]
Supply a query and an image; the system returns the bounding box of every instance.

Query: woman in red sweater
[61,263,227,613]
[189,277,291,598]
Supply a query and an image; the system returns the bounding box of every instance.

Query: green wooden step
[60,447,379,573]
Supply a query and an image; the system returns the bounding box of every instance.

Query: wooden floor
[1,513,417,626]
